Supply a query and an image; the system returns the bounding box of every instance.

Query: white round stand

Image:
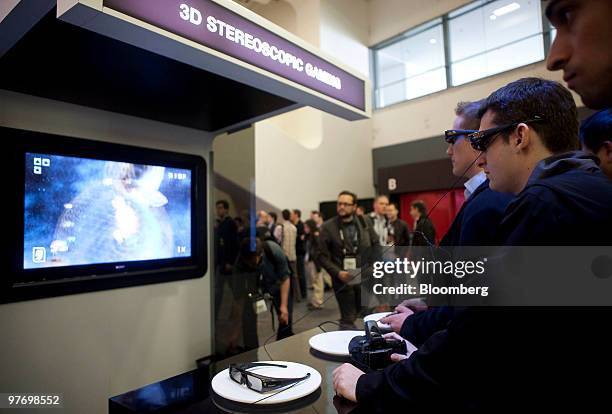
[308,330,363,356]
[211,361,321,405]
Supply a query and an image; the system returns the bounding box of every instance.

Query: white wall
[320,0,370,78]
[255,111,373,213]
[367,0,471,46]
[244,0,321,45]
[0,89,213,414]
[247,0,375,213]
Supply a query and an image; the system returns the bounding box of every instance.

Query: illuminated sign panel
[104,0,366,111]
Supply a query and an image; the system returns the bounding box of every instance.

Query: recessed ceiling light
[429,38,437,44]
[489,14,497,20]
[492,2,521,17]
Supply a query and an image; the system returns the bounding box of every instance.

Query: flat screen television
[2,127,207,303]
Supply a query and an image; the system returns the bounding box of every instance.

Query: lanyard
[339,225,359,256]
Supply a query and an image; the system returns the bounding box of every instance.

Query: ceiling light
[489,14,497,20]
[429,38,437,44]
[492,2,521,17]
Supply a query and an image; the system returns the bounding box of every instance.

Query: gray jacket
[317,214,379,284]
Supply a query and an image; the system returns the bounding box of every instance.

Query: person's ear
[602,141,612,160]
[513,123,531,152]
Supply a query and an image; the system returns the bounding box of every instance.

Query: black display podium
[109,327,360,414]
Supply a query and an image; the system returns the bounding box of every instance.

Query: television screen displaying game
[24,154,192,269]
[2,126,207,303]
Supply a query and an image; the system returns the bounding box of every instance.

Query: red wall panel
[399,188,464,245]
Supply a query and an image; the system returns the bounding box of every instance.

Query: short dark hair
[455,100,484,130]
[374,194,389,202]
[216,200,229,210]
[268,211,277,222]
[292,209,302,218]
[544,0,561,20]
[338,190,357,205]
[239,237,262,261]
[410,200,428,216]
[388,202,398,210]
[478,77,579,153]
[282,209,291,220]
[305,219,317,233]
[580,109,612,153]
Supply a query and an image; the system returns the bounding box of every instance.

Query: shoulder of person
[467,187,514,216]
[360,214,374,226]
[513,184,558,207]
[423,216,435,227]
[502,187,561,225]
[321,217,338,230]
[266,239,285,256]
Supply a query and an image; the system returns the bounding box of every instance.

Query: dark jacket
[497,151,612,245]
[399,306,460,347]
[260,240,290,296]
[412,216,436,246]
[440,180,514,246]
[306,230,323,272]
[356,152,612,411]
[318,215,379,286]
[400,180,513,344]
[295,220,306,255]
[215,215,239,273]
[230,259,259,300]
[389,218,411,246]
[231,240,289,298]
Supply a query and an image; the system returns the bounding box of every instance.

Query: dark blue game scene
[24,153,192,269]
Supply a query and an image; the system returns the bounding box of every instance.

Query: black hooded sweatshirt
[355,152,612,412]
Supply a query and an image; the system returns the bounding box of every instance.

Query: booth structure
[0,1,369,412]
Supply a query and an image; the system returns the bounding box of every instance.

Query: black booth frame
[2,126,208,303]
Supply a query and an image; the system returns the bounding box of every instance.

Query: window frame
[371,0,557,110]
[372,18,447,108]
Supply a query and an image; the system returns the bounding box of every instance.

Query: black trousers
[334,283,362,327]
[296,254,307,297]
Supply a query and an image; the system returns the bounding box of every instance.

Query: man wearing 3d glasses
[471,78,611,244]
[333,78,612,410]
[381,101,514,344]
[441,101,515,246]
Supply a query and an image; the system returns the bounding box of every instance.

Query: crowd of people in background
[214,195,440,350]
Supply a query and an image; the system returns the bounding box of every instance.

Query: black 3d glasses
[467,117,546,152]
[444,129,478,145]
[229,362,311,393]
